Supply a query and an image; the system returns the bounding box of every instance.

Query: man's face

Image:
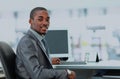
[29,10,50,35]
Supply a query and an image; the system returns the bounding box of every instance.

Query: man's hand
[52,57,60,65]
[68,71,76,79]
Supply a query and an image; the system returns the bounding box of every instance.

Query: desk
[53,60,120,79]
[53,60,120,69]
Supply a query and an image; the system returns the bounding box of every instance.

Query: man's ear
[29,19,32,24]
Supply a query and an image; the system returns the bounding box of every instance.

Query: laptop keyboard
[60,61,87,65]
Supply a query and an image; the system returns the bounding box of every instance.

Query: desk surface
[53,60,120,69]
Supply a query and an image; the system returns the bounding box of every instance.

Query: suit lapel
[26,30,50,60]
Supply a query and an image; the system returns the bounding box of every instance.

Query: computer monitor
[45,28,70,61]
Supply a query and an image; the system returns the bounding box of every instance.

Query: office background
[0,0,120,61]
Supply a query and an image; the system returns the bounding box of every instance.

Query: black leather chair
[0,42,16,79]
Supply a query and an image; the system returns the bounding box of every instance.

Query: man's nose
[43,20,49,25]
[42,21,49,28]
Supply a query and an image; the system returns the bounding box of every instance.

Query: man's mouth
[40,26,48,29]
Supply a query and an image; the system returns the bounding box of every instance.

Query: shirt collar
[29,28,45,41]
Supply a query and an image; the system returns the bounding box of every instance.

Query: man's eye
[46,19,49,22]
[38,18,43,21]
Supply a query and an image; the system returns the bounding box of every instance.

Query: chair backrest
[0,42,16,79]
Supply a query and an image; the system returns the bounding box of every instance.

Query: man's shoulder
[19,35,34,44]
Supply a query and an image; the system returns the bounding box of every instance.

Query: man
[15,7,76,79]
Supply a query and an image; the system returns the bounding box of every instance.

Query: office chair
[0,42,16,79]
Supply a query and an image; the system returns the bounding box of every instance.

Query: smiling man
[15,7,76,79]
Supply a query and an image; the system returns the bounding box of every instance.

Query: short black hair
[30,7,47,19]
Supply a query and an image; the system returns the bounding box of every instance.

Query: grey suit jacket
[15,30,68,79]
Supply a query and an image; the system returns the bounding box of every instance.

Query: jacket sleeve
[17,38,68,79]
